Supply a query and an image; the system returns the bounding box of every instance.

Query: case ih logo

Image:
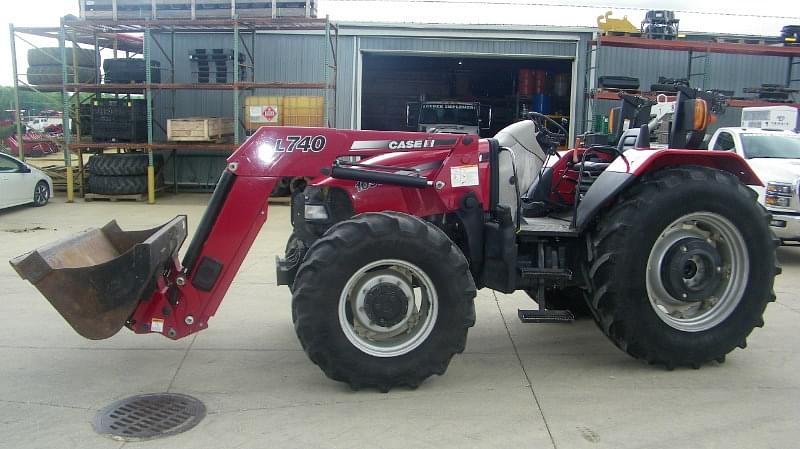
[262,106,278,122]
[388,140,436,150]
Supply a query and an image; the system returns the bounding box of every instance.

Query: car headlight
[765,181,794,208]
[766,181,793,196]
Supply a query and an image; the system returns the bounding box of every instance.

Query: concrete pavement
[1,193,798,449]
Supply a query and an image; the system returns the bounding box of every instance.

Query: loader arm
[11,127,482,340]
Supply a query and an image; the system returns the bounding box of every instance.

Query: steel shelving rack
[9,16,338,203]
[584,34,800,133]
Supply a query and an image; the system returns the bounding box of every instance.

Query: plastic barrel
[532,70,548,95]
[532,94,551,114]
[518,69,533,96]
[553,73,569,98]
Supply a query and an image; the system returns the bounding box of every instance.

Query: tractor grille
[94,393,206,441]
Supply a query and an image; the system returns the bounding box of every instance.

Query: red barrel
[518,69,533,96]
[532,70,548,94]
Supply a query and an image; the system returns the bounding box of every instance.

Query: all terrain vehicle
[11,87,778,391]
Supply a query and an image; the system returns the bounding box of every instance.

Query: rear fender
[575,149,762,231]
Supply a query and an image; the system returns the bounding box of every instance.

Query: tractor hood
[420,124,478,134]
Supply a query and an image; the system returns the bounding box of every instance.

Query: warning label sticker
[450,165,479,187]
[150,318,164,333]
[250,105,280,123]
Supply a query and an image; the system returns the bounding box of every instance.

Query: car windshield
[741,134,800,159]
[419,103,478,126]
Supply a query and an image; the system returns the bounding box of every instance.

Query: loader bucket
[9,216,188,340]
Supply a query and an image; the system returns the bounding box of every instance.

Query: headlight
[766,181,794,208]
[766,196,791,207]
[304,204,329,221]
[766,181,793,196]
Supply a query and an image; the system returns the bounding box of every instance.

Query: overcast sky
[2,0,797,85]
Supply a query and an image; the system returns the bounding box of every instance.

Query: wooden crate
[167,117,234,142]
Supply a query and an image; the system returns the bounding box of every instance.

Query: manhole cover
[94,393,206,441]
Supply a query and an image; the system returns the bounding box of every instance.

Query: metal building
[155,22,594,136]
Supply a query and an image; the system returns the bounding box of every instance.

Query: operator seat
[493,121,548,224]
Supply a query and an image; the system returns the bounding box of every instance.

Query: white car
[707,128,800,242]
[0,153,53,209]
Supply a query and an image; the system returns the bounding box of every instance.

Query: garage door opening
[361,53,573,137]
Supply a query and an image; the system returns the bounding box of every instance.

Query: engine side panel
[229,127,488,215]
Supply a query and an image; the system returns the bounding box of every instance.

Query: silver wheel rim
[338,259,438,357]
[646,212,749,332]
[35,184,49,205]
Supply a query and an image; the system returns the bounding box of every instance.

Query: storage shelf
[598,35,800,57]
[10,15,338,203]
[591,89,799,109]
[24,82,331,93]
[69,142,238,151]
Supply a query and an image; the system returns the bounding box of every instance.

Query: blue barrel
[532,94,551,114]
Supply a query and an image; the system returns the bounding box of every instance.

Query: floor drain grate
[94,393,206,441]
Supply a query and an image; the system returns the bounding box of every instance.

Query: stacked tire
[87,153,164,195]
[103,58,161,84]
[27,48,97,85]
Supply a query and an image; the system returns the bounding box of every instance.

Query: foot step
[518,309,574,323]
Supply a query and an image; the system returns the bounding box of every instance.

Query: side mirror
[406,102,420,128]
[19,165,32,173]
[479,106,492,131]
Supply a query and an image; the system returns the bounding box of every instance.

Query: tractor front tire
[588,166,778,369]
[292,212,476,391]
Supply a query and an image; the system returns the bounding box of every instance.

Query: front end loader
[11,89,779,391]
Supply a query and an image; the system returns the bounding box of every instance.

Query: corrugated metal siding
[358,36,577,58]
[335,35,357,128]
[152,32,332,137]
[152,31,588,132]
[598,46,790,96]
[150,28,592,186]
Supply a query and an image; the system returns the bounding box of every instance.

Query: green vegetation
[0,86,63,117]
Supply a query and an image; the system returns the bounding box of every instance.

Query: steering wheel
[528,112,567,154]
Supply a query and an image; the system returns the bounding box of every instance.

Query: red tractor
[11,88,778,391]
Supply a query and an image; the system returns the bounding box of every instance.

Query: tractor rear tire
[588,166,778,369]
[292,212,476,391]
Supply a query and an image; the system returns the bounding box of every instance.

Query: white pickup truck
[707,126,800,243]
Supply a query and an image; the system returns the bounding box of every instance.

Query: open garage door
[361,53,574,137]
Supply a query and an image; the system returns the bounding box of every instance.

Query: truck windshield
[742,134,800,159]
[419,104,478,126]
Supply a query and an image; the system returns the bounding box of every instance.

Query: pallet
[84,186,167,202]
[167,117,234,142]
[84,192,147,202]
[41,165,84,192]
